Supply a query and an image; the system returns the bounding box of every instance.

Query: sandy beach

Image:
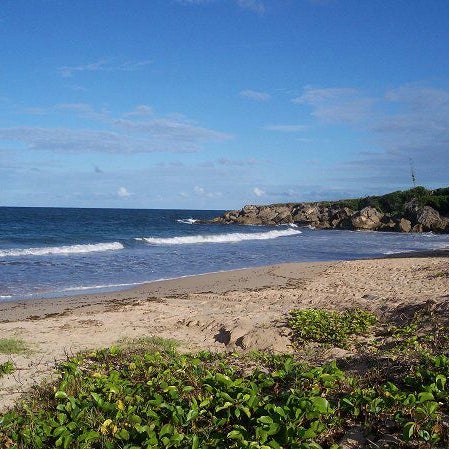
[1,253,448,411]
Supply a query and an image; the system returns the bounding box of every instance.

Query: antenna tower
[409,158,417,188]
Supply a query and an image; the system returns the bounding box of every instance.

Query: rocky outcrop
[211,201,449,233]
[350,206,384,230]
[397,218,412,233]
[416,206,448,232]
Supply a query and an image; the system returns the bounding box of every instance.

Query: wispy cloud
[58,59,109,77]
[0,104,231,154]
[298,83,449,186]
[176,0,266,13]
[253,186,265,197]
[239,89,271,101]
[118,60,153,71]
[194,185,222,198]
[265,124,309,132]
[58,59,152,77]
[236,0,265,14]
[0,118,230,154]
[56,103,111,121]
[217,157,260,166]
[117,186,131,198]
[114,117,232,145]
[123,105,154,117]
[306,0,336,5]
[176,0,214,4]
[293,87,375,124]
[373,84,449,165]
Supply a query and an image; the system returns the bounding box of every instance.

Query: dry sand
[1,255,448,411]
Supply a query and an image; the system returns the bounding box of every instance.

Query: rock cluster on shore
[211,200,449,233]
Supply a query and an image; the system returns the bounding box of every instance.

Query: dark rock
[329,206,353,228]
[404,198,421,220]
[378,214,396,231]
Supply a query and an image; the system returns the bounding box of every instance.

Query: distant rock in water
[210,186,449,233]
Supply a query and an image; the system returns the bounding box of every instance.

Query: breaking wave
[177,218,198,224]
[0,242,124,257]
[136,228,301,245]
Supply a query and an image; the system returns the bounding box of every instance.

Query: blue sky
[1,0,449,209]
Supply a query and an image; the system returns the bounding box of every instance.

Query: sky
[1,0,449,210]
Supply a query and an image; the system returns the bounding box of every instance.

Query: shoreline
[0,262,335,323]
[1,251,448,411]
[2,245,448,308]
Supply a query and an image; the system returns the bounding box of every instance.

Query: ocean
[1,206,449,302]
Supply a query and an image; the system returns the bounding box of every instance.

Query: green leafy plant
[0,338,29,355]
[2,337,449,448]
[288,308,377,348]
[0,361,15,378]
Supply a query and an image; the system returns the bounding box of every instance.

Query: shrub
[0,338,29,355]
[0,361,14,378]
[288,308,377,348]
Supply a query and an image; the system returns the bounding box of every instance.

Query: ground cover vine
[1,306,449,448]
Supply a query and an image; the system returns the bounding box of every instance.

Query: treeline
[329,186,449,216]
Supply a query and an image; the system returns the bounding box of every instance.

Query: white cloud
[117,186,131,198]
[299,83,449,187]
[176,0,213,4]
[124,105,154,117]
[176,0,265,13]
[194,185,222,198]
[58,59,152,78]
[0,109,232,154]
[114,118,231,144]
[0,127,180,154]
[265,124,309,132]
[217,157,260,166]
[239,89,271,101]
[293,87,375,124]
[58,59,109,77]
[56,103,110,121]
[253,187,265,197]
[236,0,265,14]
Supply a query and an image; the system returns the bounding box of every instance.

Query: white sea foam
[280,223,299,228]
[60,281,144,292]
[382,249,415,255]
[177,218,198,224]
[136,228,301,245]
[0,242,124,257]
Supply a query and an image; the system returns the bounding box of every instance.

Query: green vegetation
[1,340,449,448]
[1,308,449,449]
[328,186,449,216]
[0,338,29,355]
[116,336,180,353]
[0,361,15,378]
[288,308,377,348]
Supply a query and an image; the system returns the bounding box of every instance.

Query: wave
[382,249,415,255]
[136,228,301,245]
[0,242,124,257]
[177,218,198,224]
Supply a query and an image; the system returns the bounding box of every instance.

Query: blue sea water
[1,206,449,302]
